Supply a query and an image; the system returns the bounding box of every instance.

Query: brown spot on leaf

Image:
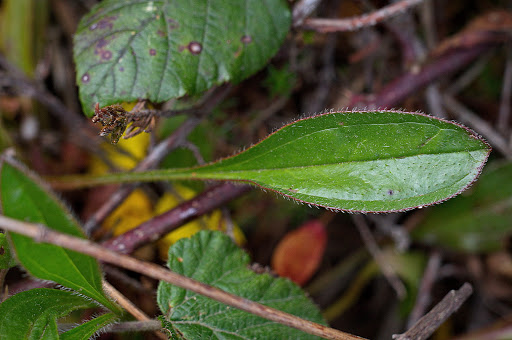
[149,48,157,56]
[241,35,252,44]
[188,41,202,55]
[0,247,4,256]
[81,73,90,83]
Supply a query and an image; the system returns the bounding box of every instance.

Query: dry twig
[352,215,407,299]
[0,215,365,340]
[443,95,512,159]
[101,183,251,254]
[394,283,473,340]
[301,0,424,33]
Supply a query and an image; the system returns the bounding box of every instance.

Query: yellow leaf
[155,185,246,259]
[103,189,154,236]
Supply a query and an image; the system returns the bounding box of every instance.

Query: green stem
[48,167,225,190]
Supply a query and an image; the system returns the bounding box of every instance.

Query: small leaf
[411,162,512,253]
[271,219,327,285]
[0,288,97,339]
[0,158,119,312]
[0,232,16,269]
[72,110,491,213]
[157,230,326,339]
[74,0,291,116]
[60,313,118,340]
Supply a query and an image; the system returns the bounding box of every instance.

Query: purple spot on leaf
[94,16,117,30]
[188,41,202,55]
[101,50,112,60]
[96,38,108,48]
[241,35,252,44]
[149,48,157,56]
[119,66,124,72]
[167,18,179,29]
[81,73,90,83]
[387,190,394,195]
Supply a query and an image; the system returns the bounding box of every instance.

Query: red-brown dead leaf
[271,219,327,286]
[433,10,512,57]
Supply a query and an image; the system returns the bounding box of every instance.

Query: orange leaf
[271,220,327,286]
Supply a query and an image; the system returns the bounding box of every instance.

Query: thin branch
[100,320,163,333]
[349,44,496,109]
[0,55,101,153]
[102,280,150,322]
[292,0,322,27]
[83,85,232,233]
[102,280,167,340]
[301,0,424,33]
[407,251,442,327]
[351,215,407,299]
[0,215,365,340]
[446,52,494,95]
[498,45,512,136]
[83,117,200,233]
[443,95,512,159]
[394,283,473,340]
[101,183,251,254]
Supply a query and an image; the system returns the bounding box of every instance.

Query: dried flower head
[92,103,128,144]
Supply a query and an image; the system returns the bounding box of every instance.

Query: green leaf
[71,111,490,213]
[0,158,119,312]
[0,232,16,268]
[60,313,118,340]
[0,288,97,339]
[411,162,512,253]
[74,0,291,116]
[157,230,326,339]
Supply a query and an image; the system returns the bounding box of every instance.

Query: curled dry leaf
[271,219,327,286]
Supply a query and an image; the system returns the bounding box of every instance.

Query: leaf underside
[74,0,291,116]
[157,230,326,340]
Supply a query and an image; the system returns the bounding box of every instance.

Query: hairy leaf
[412,162,512,253]
[60,313,118,340]
[64,111,491,213]
[74,0,291,116]
[0,158,119,312]
[157,230,326,339]
[0,288,97,339]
